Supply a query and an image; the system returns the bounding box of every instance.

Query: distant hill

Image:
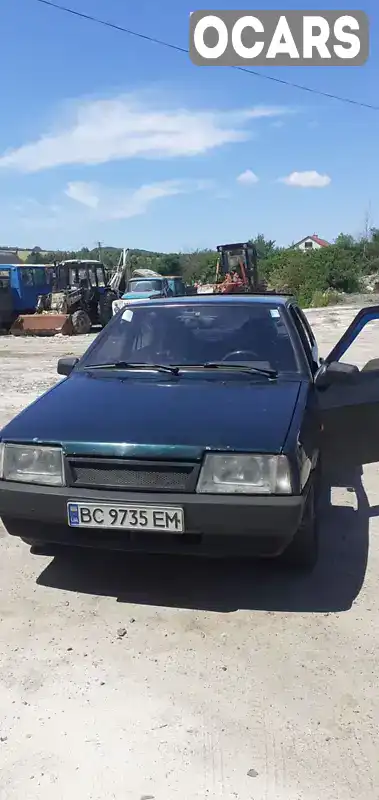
[0,250,24,265]
[0,246,50,263]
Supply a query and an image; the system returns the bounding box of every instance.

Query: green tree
[334,232,356,248]
[180,249,218,283]
[264,244,362,306]
[249,233,277,260]
[159,253,182,275]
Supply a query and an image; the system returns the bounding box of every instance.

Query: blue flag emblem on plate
[68,503,79,525]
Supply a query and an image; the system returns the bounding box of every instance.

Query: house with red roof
[292,234,330,252]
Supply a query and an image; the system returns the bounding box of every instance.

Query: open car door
[316,305,379,469]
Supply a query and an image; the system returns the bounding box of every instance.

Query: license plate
[67,502,184,533]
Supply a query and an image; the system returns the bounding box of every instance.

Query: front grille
[66,458,199,492]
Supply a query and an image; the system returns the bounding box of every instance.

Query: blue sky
[1,0,378,252]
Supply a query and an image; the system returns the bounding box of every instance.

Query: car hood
[0,373,302,460]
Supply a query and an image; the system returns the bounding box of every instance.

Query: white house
[292,234,330,251]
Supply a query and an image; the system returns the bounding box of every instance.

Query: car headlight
[196,453,292,495]
[0,443,65,486]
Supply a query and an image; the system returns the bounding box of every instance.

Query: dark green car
[1,294,379,570]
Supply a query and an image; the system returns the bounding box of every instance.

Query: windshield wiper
[198,362,278,378]
[82,361,180,375]
[83,361,277,378]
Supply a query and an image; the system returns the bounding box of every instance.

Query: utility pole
[97,241,103,262]
[362,201,372,256]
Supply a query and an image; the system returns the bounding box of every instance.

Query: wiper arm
[82,361,180,375]
[202,362,278,378]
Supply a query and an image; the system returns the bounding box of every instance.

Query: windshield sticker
[270,309,280,318]
[122,308,134,322]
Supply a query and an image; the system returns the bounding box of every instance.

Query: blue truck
[0,264,53,331]
[1,259,118,336]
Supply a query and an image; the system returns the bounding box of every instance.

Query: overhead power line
[35,0,379,111]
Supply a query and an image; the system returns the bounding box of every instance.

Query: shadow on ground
[36,468,373,614]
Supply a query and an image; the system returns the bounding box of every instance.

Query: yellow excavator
[214,241,267,294]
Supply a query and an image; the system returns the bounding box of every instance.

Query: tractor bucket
[10,313,74,337]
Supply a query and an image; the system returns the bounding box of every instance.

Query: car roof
[60,259,102,264]
[125,293,293,308]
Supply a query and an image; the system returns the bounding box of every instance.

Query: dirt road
[0,309,378,800]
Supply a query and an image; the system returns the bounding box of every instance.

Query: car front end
[0,296,318,566]
[0,439,311,558]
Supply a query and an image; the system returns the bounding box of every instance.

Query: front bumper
[0,481,309,557]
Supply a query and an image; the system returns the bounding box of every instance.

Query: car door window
[96,268,105,287]
[21,269,34,287]
[288,305,315,370]
[69,267,78,286]
[317,304,379,469]
[32,268,47,286]
[296,306,316,347]
[89,268,97,287]
[324,305,379,369]
[0,270,9,291]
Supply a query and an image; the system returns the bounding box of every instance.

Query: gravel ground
[336,292,379,307]
[0,308,378,800]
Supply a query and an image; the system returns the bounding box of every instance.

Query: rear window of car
[79,301,300,374]
[127,280,163,293]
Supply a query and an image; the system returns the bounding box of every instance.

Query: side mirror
[315,360,359,389]
[361,358,379,373]
[57,356,79,376]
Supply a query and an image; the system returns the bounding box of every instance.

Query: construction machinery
[108,248,131,296]
[214,241,267,294]
[0,264,54,332]
[10,259,118,336]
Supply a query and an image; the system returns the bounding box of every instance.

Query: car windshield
[128,279,162,293]
[79,302,300,374]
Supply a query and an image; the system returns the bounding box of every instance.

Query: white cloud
[65,181,99,208]
[214,190,232,200]
[279,170,331,188]
[237,169,259,185]
[0,176,214,247]
[4,177,210,242]
[65,178,207,220]
[0,94,292,173]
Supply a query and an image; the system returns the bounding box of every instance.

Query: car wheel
[281,481,319,570]
[70,310,92,335]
